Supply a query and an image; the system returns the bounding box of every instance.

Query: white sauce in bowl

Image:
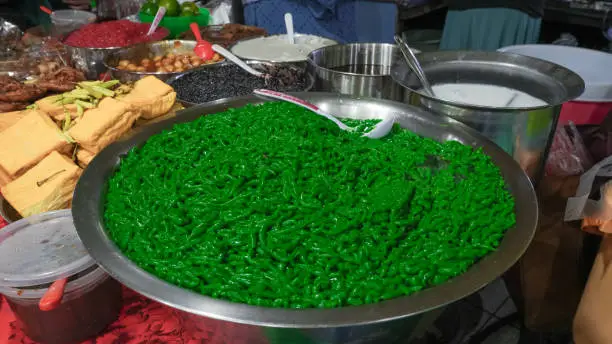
[231,34,336,62]
[426,83,548,108]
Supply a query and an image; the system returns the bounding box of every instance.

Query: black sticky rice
[169,64,309,104]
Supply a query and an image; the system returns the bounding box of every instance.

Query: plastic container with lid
[50,10,97,37]
[0,209,122,344]
[498,44,612,125]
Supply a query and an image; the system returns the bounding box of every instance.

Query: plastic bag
[565,155,612,224]
[0,17,24,59]
[0,36,69,81]
[546,122,593,177]
[204,0,233,25]
[96,0,145,20]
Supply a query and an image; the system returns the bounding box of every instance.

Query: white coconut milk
[231,34,336,62]
[427,83,548,108]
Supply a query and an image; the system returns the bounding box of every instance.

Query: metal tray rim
[72,92,537,328]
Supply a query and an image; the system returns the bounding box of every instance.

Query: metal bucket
[307,43,418,101]
[391,51,585,182]
[72,93,537,344]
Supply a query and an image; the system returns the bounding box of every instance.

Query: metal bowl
[307,43,418,101]
[166,61,314,107]
[229,34,338,65]
[391,51,585,182]
[62,28,170,80]
[104,40,225,83]
[72,93,537,344]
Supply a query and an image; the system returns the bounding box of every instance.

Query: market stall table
[0,286,216,343]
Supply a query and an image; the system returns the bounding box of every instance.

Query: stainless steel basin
[307,43,418,101]
[391,51,585,182]
[72,93,537,344]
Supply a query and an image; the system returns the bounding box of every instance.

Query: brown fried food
[0,83,47,102]
[0,101,28,112]
[0,75,23,93]
[37,67,85,92]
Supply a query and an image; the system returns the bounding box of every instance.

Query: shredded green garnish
[104,102,515,309]
[60,132,75,144]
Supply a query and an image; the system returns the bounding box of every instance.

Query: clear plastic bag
[96,0,146,20]
[546,122,594,177]
[203,0,233,24]
[2,37,70,80]
[0,17,24,59]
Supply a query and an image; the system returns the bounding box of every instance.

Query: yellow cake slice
[69,97,141,153]
[0,110,71,179]
[1,151,82,217]
[120,76,176,120]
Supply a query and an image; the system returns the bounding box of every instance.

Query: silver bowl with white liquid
[391,51,585,182]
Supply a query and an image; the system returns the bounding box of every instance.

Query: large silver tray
[72,93,537,333]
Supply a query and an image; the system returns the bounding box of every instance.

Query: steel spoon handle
[394,35,435,97]
[212,44,264,78]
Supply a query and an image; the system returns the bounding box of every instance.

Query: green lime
[159,0,180,16]
[180,1,199,14]
[140,2,158,16]
[180,9,196,17]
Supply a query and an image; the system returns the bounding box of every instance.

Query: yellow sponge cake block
[0,110,71,179]
[120,76,176,120]
[76,148,95,168]
[69,97,141,153]
[0,110,29,133]
[1,151,82,218]
[36,96,79,121]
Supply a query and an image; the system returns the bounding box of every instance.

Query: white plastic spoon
[253,89,395,139]
[147,7,166,36]
[284,13,295,44]
[212,44,264,78]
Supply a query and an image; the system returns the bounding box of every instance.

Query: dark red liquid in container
[6,267,122,344]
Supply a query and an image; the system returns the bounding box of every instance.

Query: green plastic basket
[139,7,210,39]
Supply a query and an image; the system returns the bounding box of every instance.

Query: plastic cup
[50,10,97,37]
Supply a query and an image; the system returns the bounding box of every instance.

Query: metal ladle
[394,35,436,97]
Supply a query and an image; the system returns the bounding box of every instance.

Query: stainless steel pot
[391,51,585,182]
[307,43,419,101]
[72,93,537,344]
[104,40,225,83]
[64,43,123,80]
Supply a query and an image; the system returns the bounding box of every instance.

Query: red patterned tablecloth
[0,217,212,344]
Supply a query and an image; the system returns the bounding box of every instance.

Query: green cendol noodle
[104,102,516,309]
